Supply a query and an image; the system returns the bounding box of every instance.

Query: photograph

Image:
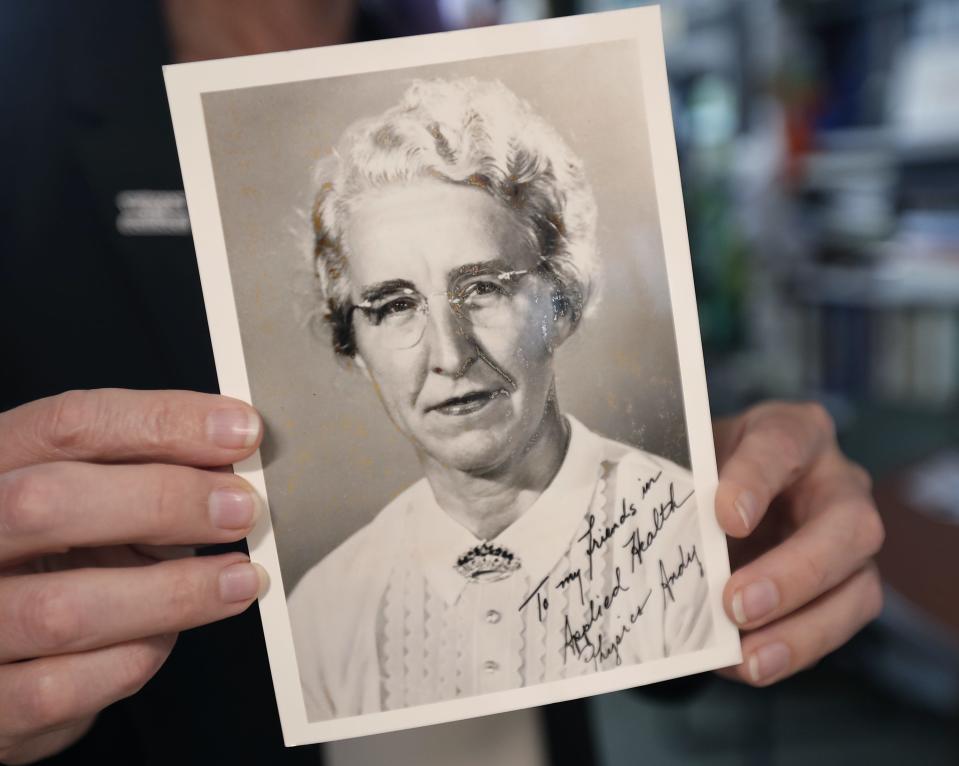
[165,7,741,745]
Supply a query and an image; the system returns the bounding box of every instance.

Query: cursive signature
[658,544,704,604]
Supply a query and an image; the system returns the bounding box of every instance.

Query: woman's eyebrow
[359,279,418,304]
[449,259,513,280]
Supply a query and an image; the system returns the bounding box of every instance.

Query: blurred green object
[683,74,749,355]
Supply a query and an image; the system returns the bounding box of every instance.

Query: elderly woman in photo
[289,78,712,720]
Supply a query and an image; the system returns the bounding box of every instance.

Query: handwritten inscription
[622,482,694,571]
[561,566,645,667]
[518,473,706,671]
[518,575,551,622]
[576,470,664,579]
[659,544,704,603]
[555,566,585,605]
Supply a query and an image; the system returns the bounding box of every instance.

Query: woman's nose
[423,294,476,376]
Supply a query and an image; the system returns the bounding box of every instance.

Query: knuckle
[140,397,184,454]
[21,669,72,731]
[834,498,885,559]
[144,468,182,535]
[761,425,806,479]
[847,460,873,493]
[793,547,828,597]
[802,401,835,441]
[114,642,167,699]
[0,468,56,537]
[21,583,83,653]
[797,652,823,676]
[857,504,886,557]
[165,570,206,625]
[155,631,179,657]
[44,390,101,455]
[811,621,833,665]
[746,399,781,421]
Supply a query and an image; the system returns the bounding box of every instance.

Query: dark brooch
[454,542,521,583]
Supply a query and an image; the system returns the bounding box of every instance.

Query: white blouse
[288,416,713,721]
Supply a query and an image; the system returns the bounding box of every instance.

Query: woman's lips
[427,389,509,416]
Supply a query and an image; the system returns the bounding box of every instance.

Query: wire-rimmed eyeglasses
[352,267,538,350]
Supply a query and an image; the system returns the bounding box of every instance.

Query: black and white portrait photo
[290,74,714,718]
[166,8,740,745]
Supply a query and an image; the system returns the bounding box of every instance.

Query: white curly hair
[311,77,599,356]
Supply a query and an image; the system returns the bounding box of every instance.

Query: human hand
[712,401,884,686]
[0,389,268,764]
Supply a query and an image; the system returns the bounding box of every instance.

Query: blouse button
[485,609,502,624]
[482,660,499,673]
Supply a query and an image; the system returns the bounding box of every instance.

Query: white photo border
[164,6,742,746]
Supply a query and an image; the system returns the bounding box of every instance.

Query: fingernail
[732,578,780,625]
[206,408,260,449]
[734,490,758,532]
[218,561,268,602]
[209,488,261,530]
[748,642,791,683]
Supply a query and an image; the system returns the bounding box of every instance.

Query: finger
[0,389,262,473]
[714,402,835,536]
[0,462,262,563]
[0,716,96,766]
[723,478,883,629]
[719,563,883,686]
[0,553,268,663]
[0,634,177,740]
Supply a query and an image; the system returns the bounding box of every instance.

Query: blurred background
[425,0,959,763]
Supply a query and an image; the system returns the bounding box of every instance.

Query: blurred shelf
[784,0,922,26]
[809,128,959,165]
[790,261,959,309]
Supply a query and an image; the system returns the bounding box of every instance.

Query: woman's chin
[420,431,513,474]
